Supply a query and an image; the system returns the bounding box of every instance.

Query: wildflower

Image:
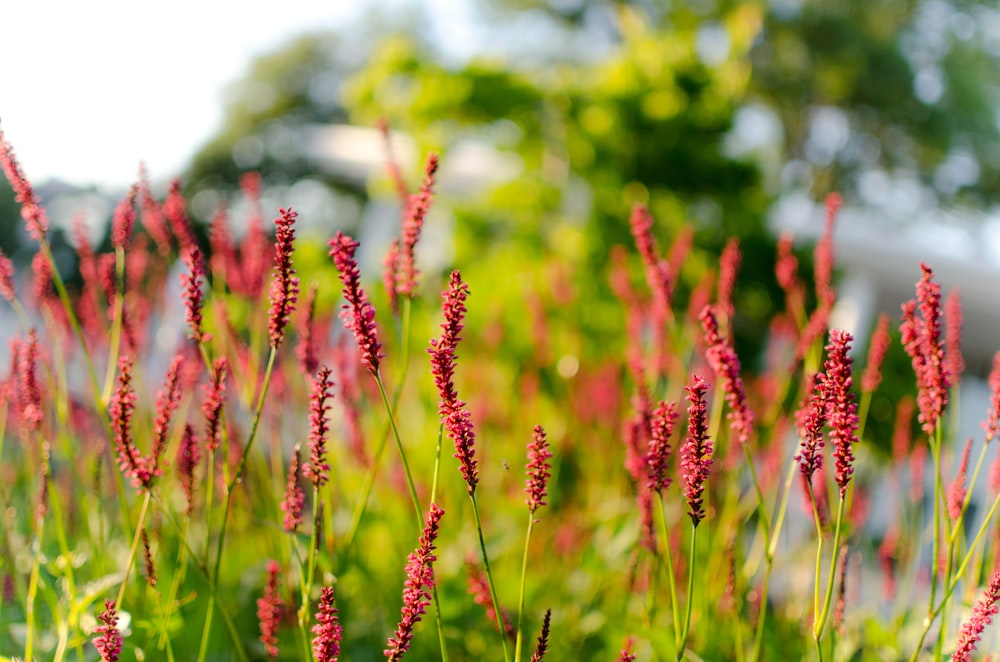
[429,271,478,494]
[385,503,445,661]
[796,372,828,482]
[628,203,673,316]
[177,424,199,516]
[16,329,43,434]
[861,314,891,393]
[181,247,206,343]
[825,329,859,496]
[681,374,713,527]
[138,163,171,255]
[0,130,49,241]
[617,637,637,662]
[141,529,157,588]
[92,600,123,662]
[383,239,401,314]
[281,446,305,533]
[110,186,137,249]
[717,238,741,320]
[951,570,1000,662]
[946,289,964,385]
[203,358,228,454]
[947,438,973,521]
[378,118,410,203]
[526,424,552,513]
[257,561,283,659]
[0,248,15,303]
[304,366,333,488]
[985,351,1000,443]
[775,232,804,313]
[268,208,299,349]
[646,400,677,494]
[329,232,383,374]
[397,153,439,298]
[312,586,342,662]
[163,179,197,252]
[150,353,185,478]
[700,305,754,444]
[529,608,552,662]
[900,263,951,436]
[110,358,145,487]
[296,283,320,374]
[834,545,849,635]
[467,562,515,639]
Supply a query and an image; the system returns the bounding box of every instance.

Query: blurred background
[3,0,1000,439]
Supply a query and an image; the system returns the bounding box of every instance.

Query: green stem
[115,490,152,611]
[470,492,512,662]
[430,426,450,662]
[374,372,422,522]
[753,460,798,662]
[814,494,846,637]
[677,524,699,661]
[24,505,46,662]
[514,513,536,662]
[657,494,682,648]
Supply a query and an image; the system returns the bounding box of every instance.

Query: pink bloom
[281,447,305,533]
[257,561,283,658]
[901,263,952,435]
[396,153,439,298]
[0,130,49,241]
[948,438,973,521]
[861,313,891,393]
[775,232,804,313]
[111,358,145,488]
[825,329,859,496]
[110,186,137,249]
[833,545,849,634]
[952,570,1000,662]
[629,203,673,318]
[141,528,157,587]
[149,353,185,479]
[617,638,637,662]
[526,424,552,512]
[382,239,401,314]
[983,351,1000,443]
[529,608,552,662]
[16,329,43,434]
[177,424,200,516]
[296,283,320,374]
[429,271,478,494]
[467,562,515,639]
[163,179,197,252]
[268,208,299,349]
[946,289,965,385]
[378,118,411,204]
[92,600,122,662]
[329,232,383,374]
[304,366,334,488]
[384,503,445,661]
[681,374,713,527]
[312,586,342,662]
[138,164,171,256]
[0,247,15,303]
[700,305,754,444]
[181,247,206,343]
[202,358,228,453]
[717,238,741,320]
[646,400,678,494]
[796,372,828,482]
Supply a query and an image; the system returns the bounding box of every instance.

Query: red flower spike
[92,600,123,662]
[900,263,951,436]
[312,586,342,662]
[646,400,678,494]
[796,372,829,482]
[281,446,305,533]
[304,366,334,488]
[0,129,49,241]
[984,351,1000,443]
[952,570,1000,662]
[825,329,859,496]
[177,424,200,516]
[149,353,185,478]
[717,238,741,320]
[526,424,552,513]
[529,608,552,662]
[329,232,383,374]
[681,374,713,527]
[384,504,445,661]
[257,561,283,659]
[397,153,439,298]
[181,247,206,343]
[861,313,891,393]
[948,438,973,521]
[202,358,228,454]
[946,288,965,386]
[268,208,299,349]
[700,305,754,444]
[110,185,137,249]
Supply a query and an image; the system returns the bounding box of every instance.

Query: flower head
[177,424,200,516]
[529,608,552,662]
[901,263,952,435]
[163,178,197,252]
[646,400,678,494]
[111,186,137,249]
[861,314,891,393]
[717,238,741,320]
[795,372,829,482]
[150,353,185,478]
[825,329,859,495]
[385,504,445,661]
[948,438,973,521]
[257,561,283,659]
[111,358,146,488]
[628,203,673,316]
[304,366,334,488]
[700,305,754,444]
[952,570,1000,662]
[396,153,439,298]
[329,232,383,374]
[296,283,320,374]
[526,425,553,512]
[92,600,122,662]
[984,351,1000,443]
[312,586,342,662]
[681,374,713,526]
[181,246,206,343]
[946,288,965,385]
[268,208,300,349]
[0,130,49,241]
[281,447,305,533]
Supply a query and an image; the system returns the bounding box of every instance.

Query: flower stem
[514,513,536,662]
[470,492,512,662]
[677,524,699,661]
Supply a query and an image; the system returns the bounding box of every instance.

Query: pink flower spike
[110,357,145,488]
[825,329,859,496]
[529,608,552,662]
[177,424,200,516]
[281,446,305,533]
[383,239,401,314]
[901,263,951,436]
[304,366,334,488]
[628,203,673,316]
[110,185,137,249]
[92,599,123,662]
[0,129,49,241]
[700,305,754,444]
[681,374,713,527]
[202,358,228,454]
[329,232,383,374]
[397,153,439,298]
[163,179,197,252]
[17,329,43,434]
[948,438,974,521]
[646,400,678,494]
[526,424,553,513]
[268,208,300,349]
[296,283,320,374]
[946,288,965,386]
[0,246,14,303]
[149,353,185,478]
[312,586,342,662]
[717,238,741,320]
[384,503,445,661]
[952,569,1000,662]
[861,313,891,393]
[984,351,1000,443]
[795,372,829,483]
[257,561,283,659]
[181,247,206,343]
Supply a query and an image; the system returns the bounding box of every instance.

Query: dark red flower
[312,586,342,662]
[329,232,383,374]
[681,374,713,526]
[92,600,122,662]
[268,208,299,349]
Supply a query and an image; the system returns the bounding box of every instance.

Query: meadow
[1,127,999,662]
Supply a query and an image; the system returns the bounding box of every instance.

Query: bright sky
[0,1,372,189]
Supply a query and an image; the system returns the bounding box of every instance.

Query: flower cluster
[0,129,48,241]
[952,570,1000,662]
[700,305,753,444]
[312,586,342,662]
[396,153,439,298]
[329,232,383,374]
[110,186,136,249]
[385,504,445,661]
[176,424,199,516]
[281,447,305,533]
[681,374,713,527]
[861,314,891,393]
[529,608,552,662]
[149,353,185,479]
[646,400,677,494]
[268,208,299,349]
[257,561,283,659]
[202,358,228,453]
[92,600,123,662]
[824,330,859,495]
[628,203,673,316]
[795,372,828,482]
[900,263,952,435]
[526,424,552,513]
[181,246,206,343]
[304,365,334,488]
